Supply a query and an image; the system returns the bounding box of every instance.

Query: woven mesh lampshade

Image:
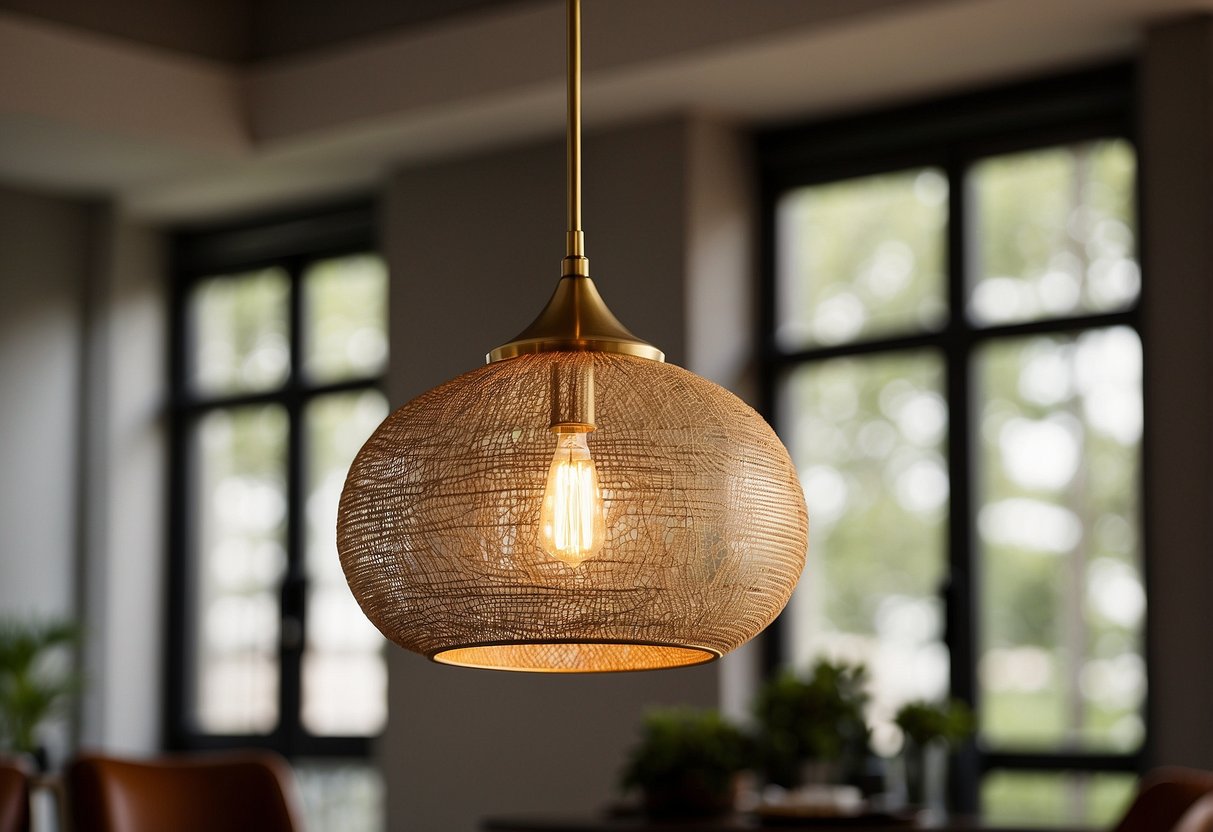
[338,351,807,672]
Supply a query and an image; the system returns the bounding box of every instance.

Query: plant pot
[761,754,847,790]
[798,759,844,787]
[900,739,948,816]
[642,775,737,819]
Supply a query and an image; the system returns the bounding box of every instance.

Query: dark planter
[642,775,737,819]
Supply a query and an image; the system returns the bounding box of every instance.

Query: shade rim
[428,639,721,673]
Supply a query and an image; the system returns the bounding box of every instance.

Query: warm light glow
[540,430,605,566]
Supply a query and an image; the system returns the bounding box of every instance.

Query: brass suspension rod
[563,0,589,277]
[487,0,663,362]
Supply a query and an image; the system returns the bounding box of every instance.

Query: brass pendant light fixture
[336,0,808,673]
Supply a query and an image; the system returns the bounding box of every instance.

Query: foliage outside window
[170,210,389,832]
[764,74,1143,825]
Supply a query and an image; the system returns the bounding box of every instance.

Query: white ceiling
[0,0,1209,221]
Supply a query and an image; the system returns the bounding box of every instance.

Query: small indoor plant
[893,699,974,813]
[621,708,751,818]
[0,618,81,770]
[753,659,871,788]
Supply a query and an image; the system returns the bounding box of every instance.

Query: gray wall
[1139,15,1213,771]
[0,186,167,761]
[77,211,167,754]
[0,185,92,775]
[379,118,723,831]
[0,186,90,621]
[683,119,766,723]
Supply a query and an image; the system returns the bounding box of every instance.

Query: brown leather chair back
[0,758,30,832]
[1113,767,1213,832]
[1175,794,1213,832]
[67,751,305,832]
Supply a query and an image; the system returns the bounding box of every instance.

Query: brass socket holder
[549,361,595,431]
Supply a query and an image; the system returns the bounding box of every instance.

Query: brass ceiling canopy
[336,0,807,673]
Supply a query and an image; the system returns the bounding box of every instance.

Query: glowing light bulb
[540,430,606,566]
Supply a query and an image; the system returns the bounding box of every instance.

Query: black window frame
[756,64,1145,812]
[164,200,385,758]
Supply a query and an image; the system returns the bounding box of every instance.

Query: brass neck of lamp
[564,237,589,278]
[563,0,589,279]
[485,0,662,365]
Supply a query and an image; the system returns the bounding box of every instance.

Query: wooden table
[482,815,1096,832]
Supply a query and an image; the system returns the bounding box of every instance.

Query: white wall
[379,118,727,832]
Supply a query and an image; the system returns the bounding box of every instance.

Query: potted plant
[753,659,871,788]
[0,619,81,771]
[621,708,751,818]
[893,699,974,814]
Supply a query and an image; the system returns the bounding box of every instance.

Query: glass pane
[781,351,948,751]
[776,168,947,349]
[190,269,290,395]
[302,390,390,736]
[977,327,1144,752]
[983,771,1136,827]
[303,255,389,383]
[296,760,385,832]
[191,405,288,734]
[969,139,1138,325]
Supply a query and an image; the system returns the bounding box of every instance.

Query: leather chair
[1175,794,1213,832]
[67,751,305,832]
[0,758,30,832]
[1112,767,1213,832]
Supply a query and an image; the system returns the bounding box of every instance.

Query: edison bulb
[540,430,606,566]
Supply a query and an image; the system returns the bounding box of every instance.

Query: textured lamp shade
[337,351,808,672]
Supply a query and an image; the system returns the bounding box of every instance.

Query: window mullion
[280,255,308,754]
[165,265,192,751]
[757,174,788,674]
[944,150,981,813]
[981,750,1142,773]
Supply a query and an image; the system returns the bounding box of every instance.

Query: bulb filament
[540,429,605,566]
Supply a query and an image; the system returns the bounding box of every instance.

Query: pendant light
[337,0,808,672]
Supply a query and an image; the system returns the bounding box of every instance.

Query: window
[168,204,388,831]
[760,67,1143,824]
